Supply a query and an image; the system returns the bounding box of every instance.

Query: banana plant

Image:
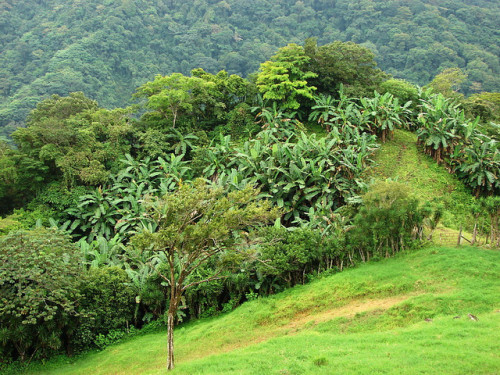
[359,92,411,142]
[456,137,499,196]
[200,134,234,181]
[79,234,126,268]
[309,91,360,133]
[66,186,120,242]
[223,129,378,224]
[254,102,303,141]
[157,153,192,193]
[165,128,198,156]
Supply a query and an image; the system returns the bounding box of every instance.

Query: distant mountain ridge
[1,0,499,133]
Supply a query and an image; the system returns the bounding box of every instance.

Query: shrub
[0,229,82,361]
[73,267,136,350]
[348,181,427,259]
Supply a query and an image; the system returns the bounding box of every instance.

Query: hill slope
[367,129,474,228]
[23,246,500,374]
[1,0,500,132]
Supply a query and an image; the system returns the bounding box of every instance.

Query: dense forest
[1,0,500,135]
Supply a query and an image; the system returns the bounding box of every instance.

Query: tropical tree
[426,67,467,99]
[134,73,214,129]
[131,179,278,370]
[416,94,467,165]
[456,137,499,197]
[165,128,198,156]
[256,43,317,111]
[308,86,362,134]
[304,38,388,98]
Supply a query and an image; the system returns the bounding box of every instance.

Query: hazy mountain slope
[1,0,499,133]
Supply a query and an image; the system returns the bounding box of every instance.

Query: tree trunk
[172,109,178,129]
[471,222,477,245]
[457,224,463,246]
[167,304,176,370]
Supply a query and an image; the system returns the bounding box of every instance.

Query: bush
[255,227,328,289]
[73,267,136,350]
[348,181,427,259]
[0,228,82,361]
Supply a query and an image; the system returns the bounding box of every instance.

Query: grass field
[21,246,500,375]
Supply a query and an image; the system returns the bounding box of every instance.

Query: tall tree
[131,179,278,370]
[134,73,214,129]
[427,67,467,99]
[256,43,317,111]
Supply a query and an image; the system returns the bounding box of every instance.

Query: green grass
[21,246,500,375]
[366,129,474,228]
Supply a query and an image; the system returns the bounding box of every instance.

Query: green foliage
[134,73,213,129]
[309,88,361,133]
[415,92,499,196]
[366,129,474,229]
[455,137,499,197]
[305,38,387,98]
[9,93,133,193]
[131,178,278,369]
[255,227,337,289]
[66,153,192,243]
[256,43,317,111]
[462,92,500,136]
[74,267,136,350]
[132,179,279,286]
[79,235,127,269]
[221,103,259,139]
[348,181,428,258]
[379,79,419,105]
[426,68,467,99]
[0,141,49,212]
[2,0,500,131]
[0,228,82,361]
[359,92,412,142]
[135,69,253,132]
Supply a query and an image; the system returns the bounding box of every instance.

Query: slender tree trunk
[490,216,495,246]
[167,305,175,370]
[457,224,463,246]
[471,222,477,245]
[427,227,435,241]
[172,112,177,129]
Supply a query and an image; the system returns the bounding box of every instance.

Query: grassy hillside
[366,129,476,232]
[21,246,500,374]
[368,130,472,207]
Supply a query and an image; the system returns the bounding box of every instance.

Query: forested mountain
[1,0,499,134]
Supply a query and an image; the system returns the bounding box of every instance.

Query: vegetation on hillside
[0,36,498,371]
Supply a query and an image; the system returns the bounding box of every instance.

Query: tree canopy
[256,43,317,110]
